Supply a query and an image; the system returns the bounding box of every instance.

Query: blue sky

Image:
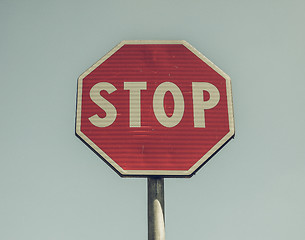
[1,0,305,239]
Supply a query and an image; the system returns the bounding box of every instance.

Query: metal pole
[148,177,165,240]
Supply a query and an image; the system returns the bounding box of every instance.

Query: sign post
[148,177,165,240]
[76,40,234,239]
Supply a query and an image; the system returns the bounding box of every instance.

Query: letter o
[153,82,184,127]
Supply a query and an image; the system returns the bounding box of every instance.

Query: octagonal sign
[76,40,234,177]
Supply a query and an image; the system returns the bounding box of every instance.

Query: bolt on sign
[75,40,234,177]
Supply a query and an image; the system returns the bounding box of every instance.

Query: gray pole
[148,177,165,240]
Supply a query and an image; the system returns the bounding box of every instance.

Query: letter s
[89,82,117,127]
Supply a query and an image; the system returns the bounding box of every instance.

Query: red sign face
[76,40,234,177]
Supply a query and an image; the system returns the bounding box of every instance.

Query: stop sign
[76,40,234,177]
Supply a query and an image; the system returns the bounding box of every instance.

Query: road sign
[76,40,234,177]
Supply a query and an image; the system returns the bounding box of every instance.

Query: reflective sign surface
[76,41,234,177]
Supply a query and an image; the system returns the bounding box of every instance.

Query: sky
[1,0,305,239]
